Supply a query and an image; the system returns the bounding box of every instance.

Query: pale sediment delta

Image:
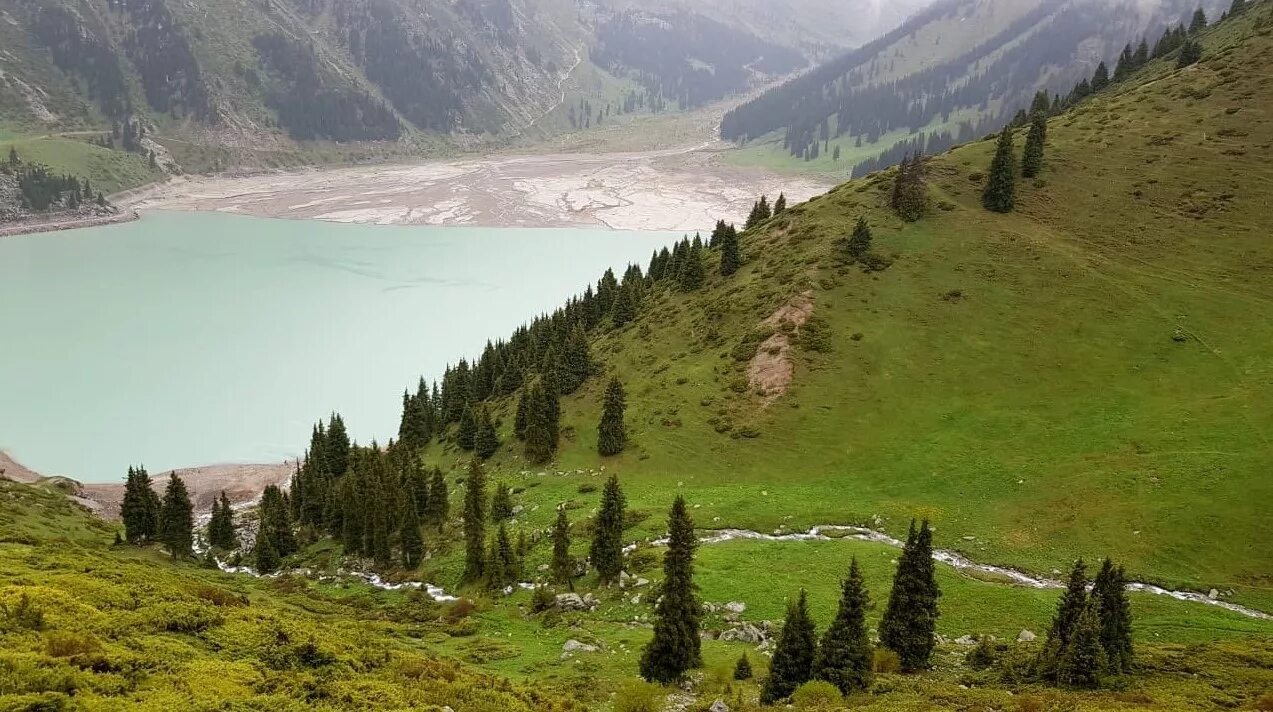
[128,146,832,232]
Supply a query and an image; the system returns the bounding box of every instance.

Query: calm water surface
[0,211,678,481]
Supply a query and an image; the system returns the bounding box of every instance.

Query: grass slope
[430,4,1273,619]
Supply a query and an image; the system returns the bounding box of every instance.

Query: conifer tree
[1091,61,1110,91]
[612,286,636,327]
[462,459,487,583]
[487,523,517,590]
[815,558,873,694]
[591,474,627,585]
[1092,558,1133,673]
[457,403,477,450]
[1038,559,1089,678]
[561,324,592,392]
[159,473,194,558]
[1177,39,1203,68]
[761,589,817,704]
[1056,600,1108,688]
[259,485,298,557]
[475,405,499,459]
[514,388,530,440]
[491,482,514,521]
[523,377,559,464]
[254,528,281,574]
[551,506,575,586]
[1229,0,1246,16]
[326,413,350,477]
[1189,7,1207,32]
[880,520,940,672]
[891,153,927,221]
[773,193,787,214]
[208,491,238,550]
[719,222,742,276]
[597,377,628,456]
[678,242,706,291]
[734,653,753,680]
[845,217,873,262]
[1021,112,1047,178]
[981,127,1017,213]
[121,466,160,544]
[400,496,423,569]
[709,219,728,248]
[425,467,449,529]
[639,496,700,683]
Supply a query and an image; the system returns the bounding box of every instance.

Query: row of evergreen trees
[120,467,194,559]
[4,149,106,212]
[981,111,1047,214]
[1038,558,1134,688]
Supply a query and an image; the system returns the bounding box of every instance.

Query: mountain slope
[721,0,1231,176]
[431,1,1273,616]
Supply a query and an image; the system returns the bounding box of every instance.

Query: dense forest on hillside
[592,10,807,109]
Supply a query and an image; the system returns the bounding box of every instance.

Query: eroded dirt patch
[747,291,814,403]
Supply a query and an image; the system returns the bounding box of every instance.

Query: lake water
[0,211,679,482]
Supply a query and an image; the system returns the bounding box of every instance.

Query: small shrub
[791,680,842,709]
[1,593,45,631]
[968,171,985,182]
[967,636,999,670]
[442,598,477,622]
[577,483,597,494]
[798,315,832,353]
[445,618,479,637]
[191,585,247,608]
[873,648,901,674]
[530,586,555,614]
[44,631,102,658]
[733,652,753,680]
[613,680,664,712]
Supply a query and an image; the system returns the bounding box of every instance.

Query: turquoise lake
[0,211,679,482]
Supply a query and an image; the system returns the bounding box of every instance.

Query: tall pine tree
[1092,558,1133,673]
[982,127,1017,213]
[207,491,238,550]
[551,506,575,586]
[719,223,742,276]
[761,589,817,704]
[590,474,627,585]
[814,558,873,694]
[639,496,700,683]
[425,467,449,530]
[159,473,194,559]
[880,520,940,672]
[475,404,499,459]
[845,217,873,262]
[400,496,424,569]
[597,377,627,456]
[121,466,160,544]
[462,458,487,583]
[1021,112,1048,178]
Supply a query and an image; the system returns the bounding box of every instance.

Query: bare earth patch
[747,291,814,403]
[80,462,295,519]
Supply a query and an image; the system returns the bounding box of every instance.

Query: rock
[710,700,730,712]
[963,535,976,541]
[555,593,592,611]
[703,601,720,613]
[720,622,768,644]
[724,612,740,623]
[725,601,746,613]
[935,634,948,645]
[1208,588,1219,600]
[700,629,720,640]
[562,639,598,653]
[582,593,598,608]
[954,635,978,646]
[1017,629,1037,642]
[635,577,649,587]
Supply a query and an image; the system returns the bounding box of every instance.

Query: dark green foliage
[890,153,927,221]
[462,459,487,583]
[773,193,787,214]
[734,653,753,680]
[491,483,514,522]
[844,217,873,262]
[1038,559,1089,679]
[457,404,477,450]
[597,377,628,456]
[1090,61,1110,92]
[425,468,449,529]
[254,528,281,574]
[561,325,592,394]
[259,485,298,558]
[678,241,706,291]
[207,491,238,551]
[981,127,1017,213]
[551,507,574,586]
[1229,0,1247,16]
[398,380,434,451]
[719,222,742,276]
[639,496,700,683]
[121,466,160,545]
[13,160,89,212]
[745,195,772,229]
[1189,7,1208,33]
[487,523,518,590]
[590,475,626,585]
[1177,40,1203,68]
[475,405,499,459]
[761,589,817,704]
[400,496,423,569]
[159,474,194,559]
[522,376,559,464]
[1056,600,1108,688]
[880,520,940,672]
[1021,113,1047,178]
[1092,559,1133,673]
[326,414,351,477]
[815,558,873,694]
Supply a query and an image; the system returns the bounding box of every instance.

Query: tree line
[3,149,107,212]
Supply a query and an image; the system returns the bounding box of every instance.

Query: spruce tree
[514,388,529,440]
[491,482,514,521]
[761,589,817,704]
[457,403,477,450]
[734,653,753,680]
[425,467,449,530]
[815,558,873,694]
[326,413,350,477]
[880,520,940,672]
[400,496,423,569]
[845,217,873,262]
[773,193,787,214]
[612,286,636,327]
[121,466,159,544]
[1177,39,1203,68]
[639,496,700,683]
[1056,600,1108,688]
[590,474,627,585]
[1021,112,1047,178]
[208,491,238,550]
[981,127,1017,213]
[523,378,558,464]
[1189,7,1207,33]
[562,324,592,392]
[259,485,298,557]
[891,153,927,221]
[1039,559,1089,678]
[159,473,194,559]
[462,459,487,583]
[1229,0,1246,16]
[487,523,517,590]
[719,222,742,276]
[475,405,499,459]
[1092,559,1133,673]
[1091,61,1110,91]
[551,506,575,586]
[254,528,280,574]
[597,377,627,456]
[678,242,706,291]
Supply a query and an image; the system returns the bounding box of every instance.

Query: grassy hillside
[425,0,1273,621]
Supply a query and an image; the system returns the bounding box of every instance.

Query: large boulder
[719,622,768,644]
[562,639,598,653]
[1017,629,1037,642]
[709,700,730,712]
[555,593,594,611]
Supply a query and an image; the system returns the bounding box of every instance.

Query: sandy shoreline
[0,209,139,238]
[126,143,833,232]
